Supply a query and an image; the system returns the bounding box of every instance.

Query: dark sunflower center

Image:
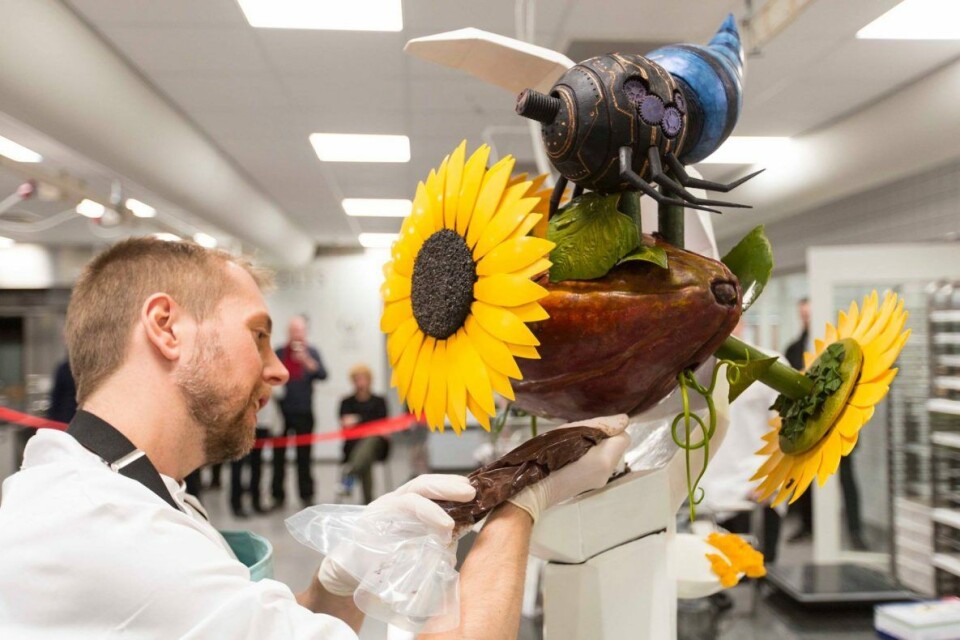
[411,229,477,339]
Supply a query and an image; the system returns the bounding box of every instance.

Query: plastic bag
[285,504,460,633]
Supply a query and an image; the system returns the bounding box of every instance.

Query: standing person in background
[785,297,815,543]
[338,364,388,504]
[270,315,326,509]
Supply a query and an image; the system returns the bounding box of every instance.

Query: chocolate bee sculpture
[514,15,761,217]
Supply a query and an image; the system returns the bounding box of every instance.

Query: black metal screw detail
[516,89,561,124]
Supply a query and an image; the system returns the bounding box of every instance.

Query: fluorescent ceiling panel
[858,0,960,39]
[193,232,217,248]
[310,133,410,163]
[76,199,105,219]
[359,233,399,248]
[698,137,792,164]
[0,134,42,163]
[125,198,156,218]
[342,198,412,217]
[238,0,403,32]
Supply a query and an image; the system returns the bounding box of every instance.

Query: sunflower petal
[424,340,448,431]
[466,395,492,431]
[817,434,842,486]
[395,330,425,404]
[508,343,541,359]
[466,156,515,248]
[863,305,907,360]
[861,330,910,382]
[464,315,522,379]
[823,322,838,345]
[474,274,548,307]
[476,236,555,277]
[457,144,490,236]
[839,301,859,336]
[473,192,540,260]
[445,334,468,434]
[381,273,412,302]
[803,351,814,370]
[511,258,553,280]
[510,302,550,323]
[840,429,859,456]
[757,455,794,502]
[787,449,821,505]
[849,382,889,409]
[381,298,413,333]
[834,405,866,439]
[858,293,899,345]
[814,338,826,355]
[458,336,497,417]
[443,142,466,230]
[387,316,420,366]
[851,291,879,340]
[506,213,542,243]
[472,301,540,346]
[751,450,784,482]
[487,366,516,401]
[407,337,436,415]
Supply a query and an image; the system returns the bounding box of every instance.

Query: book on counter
[874,599,960,640]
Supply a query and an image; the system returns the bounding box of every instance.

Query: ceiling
[3,0,960,252]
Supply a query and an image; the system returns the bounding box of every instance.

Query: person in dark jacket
[48,358,78,424]
[270,315,326,507]
[337,364,388,504]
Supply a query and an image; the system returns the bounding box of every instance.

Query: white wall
[266,248,391,460]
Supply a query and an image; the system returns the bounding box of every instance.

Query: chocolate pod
[514,235,741,420]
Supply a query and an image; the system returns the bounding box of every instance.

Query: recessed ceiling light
[193,232,218,248]
[237,0,403,31]
[359,233,399,248]
[858,0,960,40]
[153,233,181,242]
[0,236,14,248]
[125,198,156,218]
[342,198,412,217]
[309,133,410,163]
[698,136,792,164]
[0,135,42,163]
[76,199,106,219]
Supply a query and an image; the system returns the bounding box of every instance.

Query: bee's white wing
[404,28,575,95]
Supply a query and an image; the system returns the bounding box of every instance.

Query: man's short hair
[65,237,273,403]
[349,364,372,380]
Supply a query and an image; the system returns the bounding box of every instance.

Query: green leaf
[721,225,774,312]
[618,243,668,269]
[726,356,778,402]
[547,192,639,282]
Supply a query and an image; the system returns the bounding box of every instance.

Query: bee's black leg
[619,146,720,214]
[664,152,764,192]
[548,176,568,220]
[648,148,750,209]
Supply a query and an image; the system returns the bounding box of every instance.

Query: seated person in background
[338,364,388,504]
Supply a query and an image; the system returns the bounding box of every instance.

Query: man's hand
[318,474,476,596]
[508,414,630,523]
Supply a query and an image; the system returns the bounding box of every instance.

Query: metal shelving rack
[927,285,960,596]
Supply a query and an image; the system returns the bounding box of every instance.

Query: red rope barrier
[0,406,420,448]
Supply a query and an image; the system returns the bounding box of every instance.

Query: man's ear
[141,293,186,361]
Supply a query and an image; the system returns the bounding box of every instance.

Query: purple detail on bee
[639,94,664,125]
[624,78,647,104]
[662,107,683,138]
[674,91,686,114]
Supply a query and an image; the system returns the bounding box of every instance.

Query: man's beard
[175,330,261,465]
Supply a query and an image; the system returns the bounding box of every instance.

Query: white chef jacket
[0,429,357,640]
[699,376,781,519]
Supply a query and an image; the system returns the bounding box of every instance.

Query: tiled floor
[199,457,883,640]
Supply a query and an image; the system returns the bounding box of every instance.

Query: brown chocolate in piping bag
[434,426,610,529]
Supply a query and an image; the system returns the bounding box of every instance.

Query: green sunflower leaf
[721,225,774,312]
[547,192,639,282]
[618,243,668,270]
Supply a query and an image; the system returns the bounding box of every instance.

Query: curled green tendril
[671,358,746,521]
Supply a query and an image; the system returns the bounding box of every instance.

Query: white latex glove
[318,474,476,596]
[508,414,631,523]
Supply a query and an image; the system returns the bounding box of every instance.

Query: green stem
[657,187,684,249]
[619,190,643,239]
[530,414,538,438]
[715,335,814,400]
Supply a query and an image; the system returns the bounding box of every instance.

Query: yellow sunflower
[380,141,555,433]
[752,290,910,506]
